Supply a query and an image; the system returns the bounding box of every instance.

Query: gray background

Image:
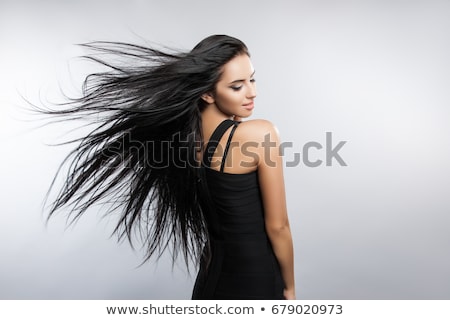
[1,0,449,299]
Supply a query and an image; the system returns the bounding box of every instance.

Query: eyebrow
[228,70,256,85]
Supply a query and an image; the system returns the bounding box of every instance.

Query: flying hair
[35,35,250,267]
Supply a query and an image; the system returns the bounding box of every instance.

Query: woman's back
[192,119,284,299]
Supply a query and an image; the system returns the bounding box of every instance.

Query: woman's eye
[231,86,243,91]
[250,78,256,83]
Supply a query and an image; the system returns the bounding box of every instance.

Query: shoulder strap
[220,123,239,172]
[202,119,236,168]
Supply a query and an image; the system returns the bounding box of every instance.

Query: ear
[201,92,215,104]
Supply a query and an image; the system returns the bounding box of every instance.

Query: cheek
[226,94,242,106]
[216,90,243,107]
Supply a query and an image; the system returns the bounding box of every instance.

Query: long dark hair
[39,35,249,266]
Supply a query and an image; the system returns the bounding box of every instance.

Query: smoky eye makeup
[228,71,256,91]
[230,84,243,91]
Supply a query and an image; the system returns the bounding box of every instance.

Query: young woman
[41,35,295,299]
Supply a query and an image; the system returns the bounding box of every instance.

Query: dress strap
[202,119,239,168]
[220,123,239,172]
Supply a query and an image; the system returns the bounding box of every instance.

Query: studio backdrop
[0,0,449,299]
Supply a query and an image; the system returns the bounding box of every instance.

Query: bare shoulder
[236,119,281,142]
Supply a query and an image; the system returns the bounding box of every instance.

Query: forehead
[219,54,254,81]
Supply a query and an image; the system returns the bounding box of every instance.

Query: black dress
[192,119,285,300]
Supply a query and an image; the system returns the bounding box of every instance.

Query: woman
[41,35,295,299]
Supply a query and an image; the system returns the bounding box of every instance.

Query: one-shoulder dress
[192,119,285,300]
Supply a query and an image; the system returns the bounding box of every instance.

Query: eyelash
[231,78,256,91]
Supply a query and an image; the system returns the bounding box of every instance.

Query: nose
[247,81,257,99]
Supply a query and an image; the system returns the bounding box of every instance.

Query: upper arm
[251,120,289,230]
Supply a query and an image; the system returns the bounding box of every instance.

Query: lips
[243,102,254,110]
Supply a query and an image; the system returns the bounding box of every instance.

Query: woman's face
[206,54,257,118]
